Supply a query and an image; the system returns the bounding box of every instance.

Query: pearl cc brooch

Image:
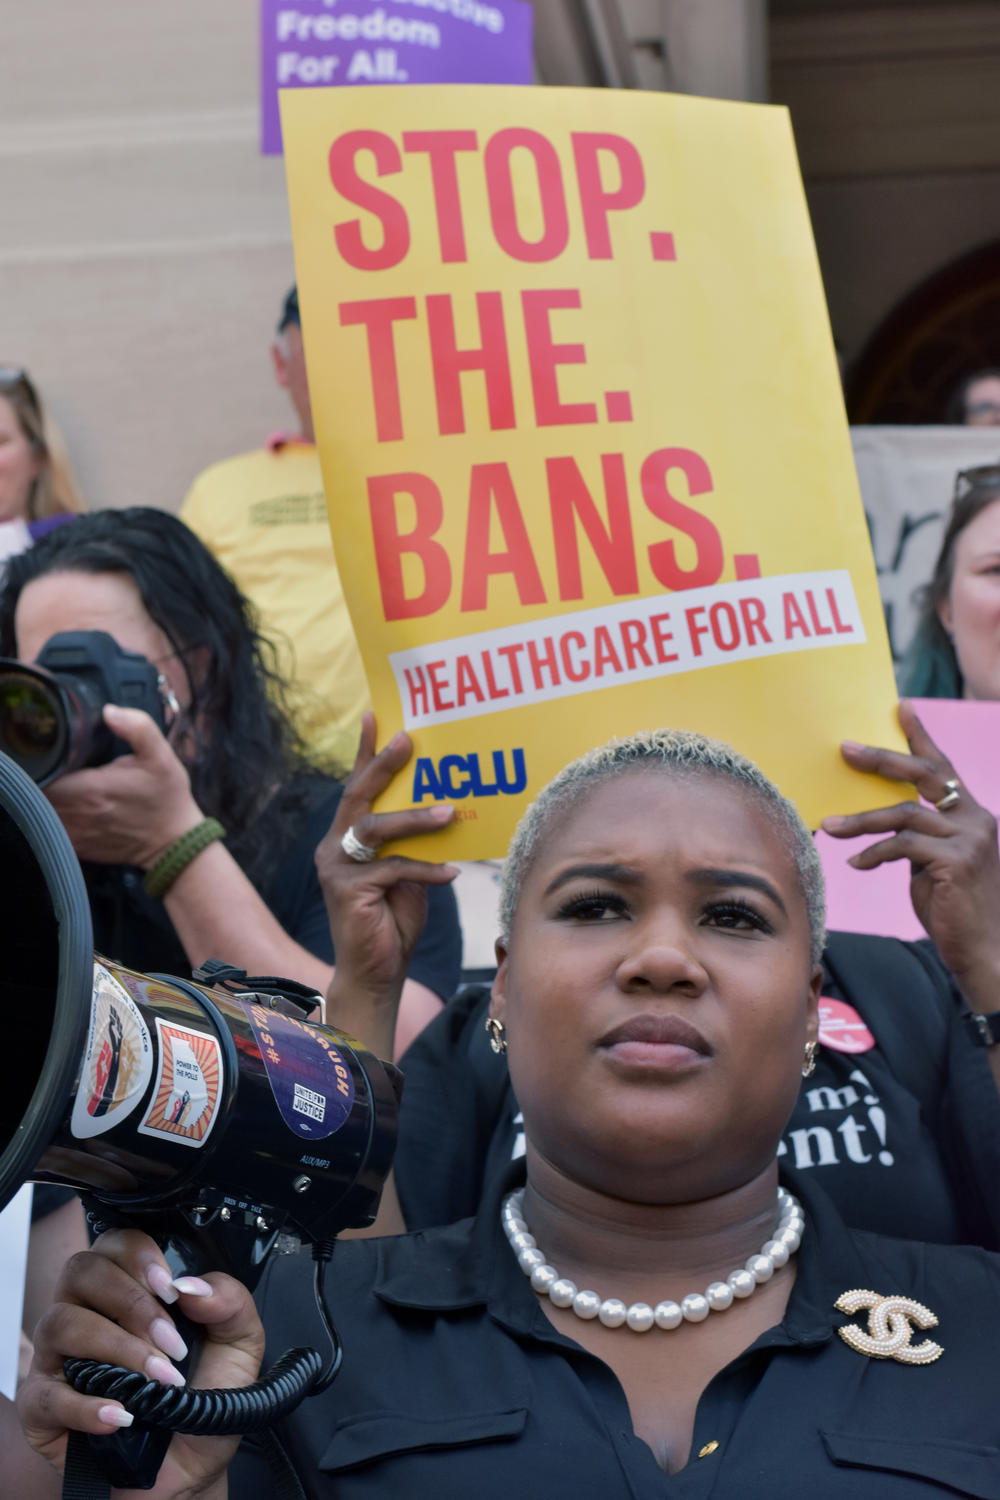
[835,1289,943,1365]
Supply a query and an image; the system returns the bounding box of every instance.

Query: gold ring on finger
[934,779,961,813]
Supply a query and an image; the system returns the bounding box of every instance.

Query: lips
[598,1013,712,1056]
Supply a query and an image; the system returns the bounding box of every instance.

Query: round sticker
[817,998,875,1054]
[71,963,153,1140]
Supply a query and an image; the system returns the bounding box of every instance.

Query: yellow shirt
[182,441,369,775]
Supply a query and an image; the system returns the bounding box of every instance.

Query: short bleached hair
[498,729,826,963]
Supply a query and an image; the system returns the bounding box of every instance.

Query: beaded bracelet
[142,818,226,900]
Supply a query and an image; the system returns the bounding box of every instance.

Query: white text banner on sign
[281,85,905,857]
[391,571,865,729]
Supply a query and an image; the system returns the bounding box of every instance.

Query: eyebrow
[543,862,788,915]
[543,863,641,897]
[688,868,787,914]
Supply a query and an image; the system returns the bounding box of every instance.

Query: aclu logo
[413,748,527,801]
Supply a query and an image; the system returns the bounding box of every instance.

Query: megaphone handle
[63,1421,175,1496]
[61,1339,325,1493]
[63,1306,202,1493]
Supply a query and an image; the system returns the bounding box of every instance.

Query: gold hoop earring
[802,1039,819,1078]
[484,1015,507,1055]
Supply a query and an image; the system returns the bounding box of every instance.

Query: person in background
[0,509,461,1058]
[898,463,1000,699]
[0,366,84,563]
[181,288,369,776]
[946,367,1000,427]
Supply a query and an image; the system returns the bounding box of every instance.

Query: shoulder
[182,445,320,518]
[259,1217,481,1339]
[848,1222,1000,1293]
[825,1198,1000,1340]
[821,930,953,1057]
[823,931,952,1003]
[182,447,268,498]
[400,984,492,1070]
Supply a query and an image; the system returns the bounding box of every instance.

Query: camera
[0,629,167,785]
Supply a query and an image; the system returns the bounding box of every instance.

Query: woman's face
[493,769,821,1205]
[0,395,42,523]
[14,569,192,712]
[937,496,1000,701]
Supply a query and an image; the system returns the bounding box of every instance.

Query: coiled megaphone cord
[63,1344,325,1433]
[63,1243,342,1434]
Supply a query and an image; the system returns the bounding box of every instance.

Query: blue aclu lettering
[413,748,527,801]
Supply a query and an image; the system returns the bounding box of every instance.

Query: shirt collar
[373,1160,520,1314]
[373,1160,869,1351]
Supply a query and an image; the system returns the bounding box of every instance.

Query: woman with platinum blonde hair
[498,726,827,964]
[17,721,1000,1497]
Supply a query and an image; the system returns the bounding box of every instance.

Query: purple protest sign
[260,0,534,154]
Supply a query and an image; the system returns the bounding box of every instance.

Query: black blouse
[234,1168,1000,1498]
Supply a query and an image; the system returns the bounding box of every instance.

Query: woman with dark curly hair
[0,507,460,1056]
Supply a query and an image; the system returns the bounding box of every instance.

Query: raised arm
[314,717,457,1052]
[313,716,459,1236]
[821,699,1000,1092]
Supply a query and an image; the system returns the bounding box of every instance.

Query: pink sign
[816,697,1000,940]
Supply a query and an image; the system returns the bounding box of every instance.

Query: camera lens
[0,672,67,784]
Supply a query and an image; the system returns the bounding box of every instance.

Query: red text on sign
[367,447,724,621]
[329,128,654,268]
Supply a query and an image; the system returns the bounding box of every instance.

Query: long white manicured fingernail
[99,1405,134,1428]
[145,1354,185,1387]
[150,1317,188,1361]
[146,1263,179,1304]
[172,1275,213,1297]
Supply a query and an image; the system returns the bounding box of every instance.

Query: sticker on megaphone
[138,1018,224,1149]
[70,963,153,1141]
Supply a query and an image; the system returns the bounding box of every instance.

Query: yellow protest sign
[282,83,903,856]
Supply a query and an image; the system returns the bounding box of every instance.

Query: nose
[615,925,708,997]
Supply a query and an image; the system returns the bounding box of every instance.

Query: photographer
[0,508,461,1057]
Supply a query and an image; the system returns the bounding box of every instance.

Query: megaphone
[0,749,401,1488]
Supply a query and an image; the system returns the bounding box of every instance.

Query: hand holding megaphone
[0,744,404,1490]
[18,1226,262,1495]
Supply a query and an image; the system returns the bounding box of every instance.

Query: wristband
[142,818,226,900]
[966,1010,1000,1048]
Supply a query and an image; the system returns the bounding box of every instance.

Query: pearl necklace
[501,1186,804,1333]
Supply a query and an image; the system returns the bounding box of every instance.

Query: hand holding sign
[316,715,458,1049]
[821,700,1000,1013]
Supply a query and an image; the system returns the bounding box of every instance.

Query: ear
[491,938,508,1024]
[271,339,290,391]
[806,964,822,1047]
[936,595,953,637]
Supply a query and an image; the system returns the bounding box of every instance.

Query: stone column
[663,0,769,102]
